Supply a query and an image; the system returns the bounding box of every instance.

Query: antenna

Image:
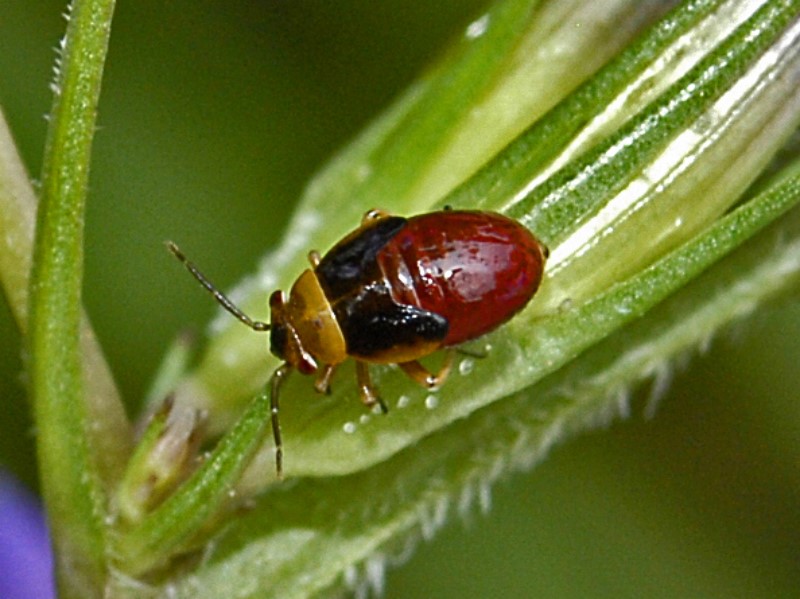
[166,241,270,332]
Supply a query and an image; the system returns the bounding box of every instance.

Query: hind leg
[397,349,455,389]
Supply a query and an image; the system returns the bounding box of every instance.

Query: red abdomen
[377,211,547,346]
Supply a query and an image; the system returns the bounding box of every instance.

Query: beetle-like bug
[168,209,548,476]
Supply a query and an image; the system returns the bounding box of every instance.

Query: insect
[168,208,548,476]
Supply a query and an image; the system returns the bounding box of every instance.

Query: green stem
[29,0,118,596]
[118,372,279,575]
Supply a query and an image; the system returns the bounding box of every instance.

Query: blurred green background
[1,2,798,597]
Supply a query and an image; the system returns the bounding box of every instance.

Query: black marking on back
[337,286,449,357]
[316,216,407,300]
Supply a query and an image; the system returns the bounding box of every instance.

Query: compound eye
[269,323,289,359]
[269,290,285,310]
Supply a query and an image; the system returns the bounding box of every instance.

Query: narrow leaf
[169,170,800,599]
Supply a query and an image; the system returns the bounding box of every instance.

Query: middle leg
[355,361,388,413]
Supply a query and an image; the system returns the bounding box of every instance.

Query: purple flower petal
[0,470,55,599]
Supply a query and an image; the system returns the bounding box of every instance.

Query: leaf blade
[169,167,800,599]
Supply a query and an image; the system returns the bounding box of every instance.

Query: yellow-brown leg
[355,361,388,413]
[314,363,337,395]
[307,250,321,267]
[398,349,455,389]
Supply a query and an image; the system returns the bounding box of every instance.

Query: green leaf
[167,0,800,479]
[136,0,800,592]
[169,174,800,599]
[447,0,726,210]
[27,0,121,596]
[0,76,129,533]
[0,109,38,330]
[117,372,280,575]
[168,0,690,426]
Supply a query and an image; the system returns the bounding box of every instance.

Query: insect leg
[270,363,292,478]
[398,349,455,389]
[355,361,388,413]
[314,363,337,395]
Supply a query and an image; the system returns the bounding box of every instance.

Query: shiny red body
[170,208,548,476]
[377,211,547,346]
